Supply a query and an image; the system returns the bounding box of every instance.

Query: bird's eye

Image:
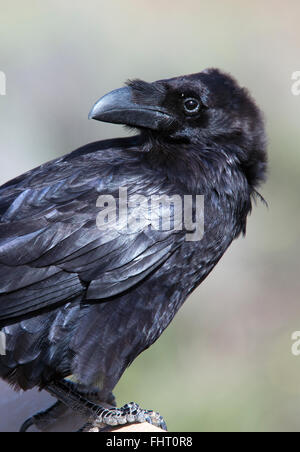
[183,98,200,114]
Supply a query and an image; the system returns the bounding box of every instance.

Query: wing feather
[0,142,185,324]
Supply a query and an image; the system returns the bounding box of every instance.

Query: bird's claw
[19,400,68,432]
[80,402,167,432]
[20,412,54,432]
[20,417,35,433]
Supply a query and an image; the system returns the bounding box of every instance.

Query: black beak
[89,86,173,131]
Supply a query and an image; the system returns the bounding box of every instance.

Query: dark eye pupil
[184,98,199,113]
[186,100,197,109]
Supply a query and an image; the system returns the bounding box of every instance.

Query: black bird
[0,69,267,431]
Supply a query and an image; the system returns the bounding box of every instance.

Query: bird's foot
[46,381,166,432]
[79,402,167,432]
[19,401,68,432]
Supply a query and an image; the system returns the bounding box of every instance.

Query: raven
[0,69,267,431]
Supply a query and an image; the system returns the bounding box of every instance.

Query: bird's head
[89,69,267,188]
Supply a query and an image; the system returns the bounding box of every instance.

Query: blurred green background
[0,0,300,432]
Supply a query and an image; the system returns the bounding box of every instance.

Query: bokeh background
[0,0,300,432]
